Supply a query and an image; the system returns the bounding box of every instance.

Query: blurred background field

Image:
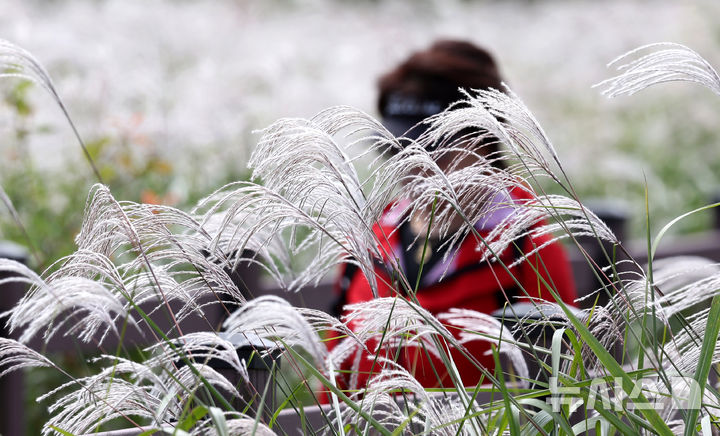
[3,0,720,270]
[2,1,720,434]
[2,0,720,265]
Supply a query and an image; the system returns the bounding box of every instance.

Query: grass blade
[683,293,720,436]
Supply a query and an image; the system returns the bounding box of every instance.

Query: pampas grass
[3,39,720,435]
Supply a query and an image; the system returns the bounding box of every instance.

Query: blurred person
[328,40,577,392]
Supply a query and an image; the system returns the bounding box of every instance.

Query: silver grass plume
[644,257,720,377]
[508,302,623,375]
[72,185,242,330]
[197,105,472,294]
[394,146,525,266]
[42,375,161,436]
[421,87,563,182]
[595,257,720,376]
[0,39,57,96]
[0,337,53,376]
[1,257,128,344]
[437,308,528,383]
[340,297,456,356]
[41,351,243,435]
[7,183,249,346]
[194,179,381,293]
[596,42,720,98]
[332,297,471,390]
[610,257,720,326]
[478,194,617,266]
[568,304,625,374]
[192,184,288,283]
[161,364,241,409]
[0,39,102,181]
[222,295,335,368]
[193,182,331,291]
[196,416,277,436]
[144,331,249,383]
[246,114,382,291]
[389,89,617,276]
[342,358,484,436]
[651,256,720,319]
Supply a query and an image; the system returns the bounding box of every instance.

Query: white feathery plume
[424,87,562,180]
[43,376,160,436]
[343,368,423,434]
[193,182,340,291]
[343,358,483,436]
[608,256,720,331]
[144,331,248,383]
[362,142,442,221]
[608,274,652,324]
[0,257,129,345]
[295,306,358,339]
[250,117,366,213]
[194,106,453,294]
[437,308,528,383]
[661,308,710,376]
[7,188,246,345]
[0,39,56,95]
[629,257,720,377]
[574,260,645,307]
[478,194,617,266]
[381,87,555,252]
[15,276,125,343]
[194,180,380,293]
[71,185,243,328]
[0,39,102,181]
[577,304,625,374]
[366,89,617,276]
[330,297,468,389]
[195,416,277,436]
[192,187,287,282]
[0,257,43,290]
[87,355,163,387]
[222,296,329,367]
[395,152,525,264]
[36,357,163,433]
[651,256,720,319]
[160,363,241,407]
[248,114,380,289]
[40,352,243,435]
[506,302,623,375]
[0,337,53,376]
[341,297,456,355]
[595,42,720,98]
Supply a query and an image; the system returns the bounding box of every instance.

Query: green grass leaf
[683,293,720,436]
[48,426,76,436]
[554,300,674,436]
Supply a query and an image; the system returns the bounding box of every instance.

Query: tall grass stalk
[1,39,720,435]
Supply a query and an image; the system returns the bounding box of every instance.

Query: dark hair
[377,40,505,160]
[378,40,504,115]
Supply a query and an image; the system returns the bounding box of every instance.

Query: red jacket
[327,187,577,392]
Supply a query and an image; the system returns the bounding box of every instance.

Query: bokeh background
[3,0,720,268]
[2,0,720,433]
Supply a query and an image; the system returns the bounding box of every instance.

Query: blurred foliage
[0,75,253,434]
[0,79,250,273]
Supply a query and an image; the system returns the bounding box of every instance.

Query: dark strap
[332,262,359,318]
